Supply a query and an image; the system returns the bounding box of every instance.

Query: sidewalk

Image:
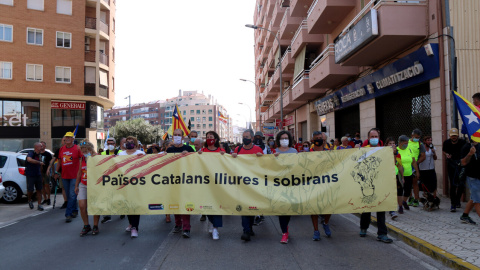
[370,195,480,270]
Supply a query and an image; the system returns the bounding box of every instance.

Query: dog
[419,192,440,211]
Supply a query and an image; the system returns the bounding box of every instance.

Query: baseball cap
[64,132,74,137]
[254,131,264,137]
[106,137,116,143]
[449,128,459,136]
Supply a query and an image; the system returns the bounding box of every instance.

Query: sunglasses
[80,141,89,146]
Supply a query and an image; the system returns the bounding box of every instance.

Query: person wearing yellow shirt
[407,129,426,207]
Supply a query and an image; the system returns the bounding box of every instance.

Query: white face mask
[280,139,289,147]
[173,136,182,145]
[107,145,115,151]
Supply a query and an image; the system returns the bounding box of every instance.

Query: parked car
[0,151,27,203]
[0,175,5,200]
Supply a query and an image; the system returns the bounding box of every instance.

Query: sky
[114,0,257,128]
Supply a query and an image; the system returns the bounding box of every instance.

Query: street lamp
[124,95,131,120]
[238,102,252,130]
[239,78,260,130]
[246,24,284,129]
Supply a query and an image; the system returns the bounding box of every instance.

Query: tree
[111,119,163,145]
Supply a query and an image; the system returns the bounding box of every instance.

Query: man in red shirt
[55,132,82,223]
[232,129,263,241]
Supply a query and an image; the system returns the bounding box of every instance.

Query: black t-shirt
[41,151,53,174]
[25,151,41,177]
[166,144,195,153]
[443,139,466,160]
[461,143,480,179]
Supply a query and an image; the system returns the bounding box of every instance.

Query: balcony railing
[85,17,96,30]
[99,52,108,65]
[101,0,110,6]
[84,83,96,96]
[293,70,310,88]
[85,51,95,62]
[291,20,307,46]
[309,44,334,69]
[99,86,108,98]
[100,20,109,34]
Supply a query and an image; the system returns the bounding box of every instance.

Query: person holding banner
[273,130,297,244]
[385,137,403,217]
[309,131,332,240]
[118,136,145,238]
[232,129,263,241]
[198,131,225,240]
[75,140,100,236]
[167,129,195,238]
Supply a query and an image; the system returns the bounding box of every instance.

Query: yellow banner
[87,147,397,215]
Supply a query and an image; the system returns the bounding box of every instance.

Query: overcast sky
[114,0,257,128]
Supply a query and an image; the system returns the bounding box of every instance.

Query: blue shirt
[25,151,42,177]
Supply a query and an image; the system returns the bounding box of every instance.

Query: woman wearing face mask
[419,136,437,196]
[397,135,420,213]
[118,136,146,238]
[197,131,225,240]
[267,136,276,154]
[75,140,100,236]
[273,131,297,244]
[302,141,311,152]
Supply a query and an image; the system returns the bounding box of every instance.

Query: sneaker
[312,230,321,241]
[80,225,91,236]
[125,225,132,232]
[28,201,34,209]
[456,203,461,208]
[173,225,182,233]
[101,216,111,224]
[390,211,398,220]
[182,230,191,238]
[92,226,99,235]
[249,230,255,236]
[377,234,393,243]
[322,223,331,237]
[72,211,78,218]
[402,201,410,210]
[60,202,68,209]
[413,200,419,207]
[359,229,367,237]
[131,227,138,238]
[241,232,251,241]
[253,216,262,226]
[41,200,47,205]
[450,205,456,212]
[407,196,415,206]
[280,233,289,244]
[200,215,206,221]
[37,205,44,211]
[46,199,51,205]
[65,216,72,223]
[398,206,404,214]
[208,223,214,234]
[212,228,219,240]
[460,216,477,225]
[120,215,125,219]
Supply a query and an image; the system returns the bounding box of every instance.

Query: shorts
[78,183,87,200]
[466,177,480,204]
[27,175,43,192]
[42,173,51,185]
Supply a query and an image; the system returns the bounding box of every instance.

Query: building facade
[251,0,480,195]
[104,100,167,131]
[0,0,116,151]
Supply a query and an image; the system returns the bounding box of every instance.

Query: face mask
[400,144,408,150]
[107,145,115,151]
[206,139,215,146]
[347,138,352,141]
[412,138,420,142]
[369,138,379,146]
[269,141,274,147]
[190,138,196,143]
[173,136,182,145]
[303,147,309,152]
[313,139,323,146]
[243,138,252,145]
[254,138,262,145]
[280,139,289,147]
[125,142,135,150]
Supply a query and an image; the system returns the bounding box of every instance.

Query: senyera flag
[452,91,480,142]
[172,104,190,136]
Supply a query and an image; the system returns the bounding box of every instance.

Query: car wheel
[2,183,22,203]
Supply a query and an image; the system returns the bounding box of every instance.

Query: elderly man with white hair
[337,136,352,150]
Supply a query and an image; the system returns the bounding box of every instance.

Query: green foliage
[110,119,163,144]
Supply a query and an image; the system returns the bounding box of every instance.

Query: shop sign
[315,44,440,116]
[2,115,28,127]
[284,116,294,126]
[51,101,86,110]
[335,9,378,64]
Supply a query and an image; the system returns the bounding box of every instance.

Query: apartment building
[251,0,480,194]
[104,100,167,131]
[0,0,116,151]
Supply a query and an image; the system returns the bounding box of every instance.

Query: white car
[0,151,27,203]
[0,175,5,200]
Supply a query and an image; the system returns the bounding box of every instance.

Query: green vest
[397,147,414,177]
[101,149,122,155]
[407,140,421,160]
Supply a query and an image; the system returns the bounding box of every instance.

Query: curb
[356,213,480,270]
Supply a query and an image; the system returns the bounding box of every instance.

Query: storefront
[0,99,40,151]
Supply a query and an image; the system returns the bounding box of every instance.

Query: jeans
[466,176,480,203]
[175,214,191,230]
[241,216,254,233]
[127,215,140,230]
[278,216,291,233]
[207,215,223,228]
[447,159,464,205]
[360,212,387,236]
[62,178,78,217]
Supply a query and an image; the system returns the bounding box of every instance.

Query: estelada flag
[172,104,190,136]
[218,111,228,124]
[162,132,169,141]
[452,91,480,142]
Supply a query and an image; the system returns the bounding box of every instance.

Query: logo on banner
[236,205,242,212]
[169,204,179,210]
[185,202,195,212]
[199,205,213,210]
[248,206,259,211]
[148,204,164,210]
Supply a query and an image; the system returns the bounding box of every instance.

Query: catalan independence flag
[452,91,480,142]
[172,104,190,136]
[218,111,228,124]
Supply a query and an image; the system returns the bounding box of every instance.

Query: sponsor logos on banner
[148,204,164,210]
[185,202,195,212]
[248,206,259,211]
[236,205,242,212]
[199,205,213,210]
[169,204,179,210]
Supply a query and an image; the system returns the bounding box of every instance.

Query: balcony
[282,86,303,113]
[99,86,108,98]
[273,96,281,115]
[290,0,315,17]
[279,8,304,41]
[84,83,96,96]
[85,51,95,62]
[99,52,108,66]
[100,0,110,10]
[309,44,358,88]
[272,1,287,27]
[291,70,326,102]
[99,20,109,38]
[281,47,295,75]
[290,20,324,57]
[340,0,428,66]
[307,0,356,34]
[85,17,96,30]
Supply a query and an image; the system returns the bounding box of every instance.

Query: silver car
[0,151,27,203]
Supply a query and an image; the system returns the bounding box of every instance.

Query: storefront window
[52,109,85,127]
[0,99,39,127]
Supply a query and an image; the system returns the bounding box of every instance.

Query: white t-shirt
[419,147,435,171]
[118,150,145,156]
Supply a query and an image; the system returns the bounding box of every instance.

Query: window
[196,117,200,122]
[208,109,213,114]
[27,28,43,45]
[112,47,115,62]
[112,77,114,91]
[202,117,206,122]
[203,124,206,128]
[196,124,200,128]
[0,0,13,6]
[209,117,213,121]
[52,109,84,127]
[183,110,186,115]
[0,100,40,127]
[26,64,43,81]
[0,156,7,168]
[112,18,115,33]
[27,0,44,10]
[190,117,194,122]
[196,110,200,114]
[209,124,213,128]
[0,61,12,79]
[57,0,72,15]
[202,109,206,114]
[0,24,13,42]
[56,31,71,48]
[190,110,194,114]
[55,66,71,83]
